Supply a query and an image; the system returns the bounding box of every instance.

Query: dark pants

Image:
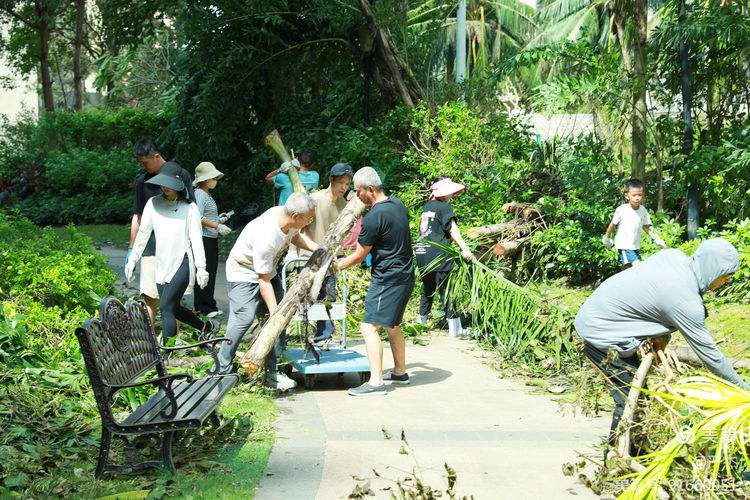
[194,236,219,314]
[582,342,640,446]
[419,270,454,319]
[217,276,285,374]
[157,255,205,344]
[315,274,336,341]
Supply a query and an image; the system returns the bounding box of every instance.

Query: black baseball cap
[330,163,354,177]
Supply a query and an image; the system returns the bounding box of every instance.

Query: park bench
[75,296,238,478]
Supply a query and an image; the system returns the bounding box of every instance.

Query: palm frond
[621,375,750,498]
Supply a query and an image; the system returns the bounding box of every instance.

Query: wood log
[673,345,750,370]
[617,352,654,459]
[492,238,530,258]
[239,197,368,374]
[467,221,531,240]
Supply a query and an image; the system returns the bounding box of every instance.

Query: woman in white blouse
[125,162,216,344]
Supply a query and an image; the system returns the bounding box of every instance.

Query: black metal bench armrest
[161,337,230,375]
[160,337,231,352]
[109,373,193,392]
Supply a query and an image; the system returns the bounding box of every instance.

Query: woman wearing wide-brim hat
[192,161,232,318]
[413,177,475,337]
[125,161,218,344]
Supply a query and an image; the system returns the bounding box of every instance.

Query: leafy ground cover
[0,215,277,498]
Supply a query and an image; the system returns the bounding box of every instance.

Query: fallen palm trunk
[265,129,304,193]
[467,221,531,240]
[672,345,750,370]
[239,197,367,374]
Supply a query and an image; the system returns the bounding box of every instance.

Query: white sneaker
[206,310,224,318]
[266,372,297,391]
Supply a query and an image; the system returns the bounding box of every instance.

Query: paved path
[100,246,609,499]
[255,337,609,499]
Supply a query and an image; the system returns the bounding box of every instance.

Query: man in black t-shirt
[335,167,415,396]
[129,138,195,324]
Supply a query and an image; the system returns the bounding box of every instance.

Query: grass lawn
[32,387,276,499]
[51,223,131,249]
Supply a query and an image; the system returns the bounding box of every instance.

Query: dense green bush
[0,213,115,494]
[0,213,115,361]
[0,108,169,224]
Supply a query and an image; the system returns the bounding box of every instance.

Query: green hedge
[0,108,170,225]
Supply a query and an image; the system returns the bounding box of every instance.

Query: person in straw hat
[193,161,232,318]
[125,162,218,346]
[414,177,474,337]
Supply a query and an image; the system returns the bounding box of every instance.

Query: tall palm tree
[408,0,537,83]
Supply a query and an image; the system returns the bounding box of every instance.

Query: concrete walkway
[100,246,609,499]
[256,337,609,499]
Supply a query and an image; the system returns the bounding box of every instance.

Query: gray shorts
[363,279,415,328]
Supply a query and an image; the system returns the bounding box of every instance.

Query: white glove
[218,210,234,224]
[461,247,474,261]
[278,159,300,173]
[196,268,209,289]
[125,259,136,284]
[217,224,232,236]
[602,236,614,249]
[651,234,667,249]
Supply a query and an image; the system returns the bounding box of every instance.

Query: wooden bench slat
[122,375,237,427]
[123,376,199,425]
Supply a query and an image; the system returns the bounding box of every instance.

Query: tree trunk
[679,0,699,240]
[631,0,648,181]
[73,0,85,111]
[239,197,368,374]
[358,0,427,109]
[37,0,54,112]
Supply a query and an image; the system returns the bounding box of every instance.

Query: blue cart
[281,258,369,389]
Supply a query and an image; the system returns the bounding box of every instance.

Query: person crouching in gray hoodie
[574,237,749,448]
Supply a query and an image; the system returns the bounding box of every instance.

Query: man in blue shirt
[265,149,320,205]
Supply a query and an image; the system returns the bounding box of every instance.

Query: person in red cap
[414,177,474,336]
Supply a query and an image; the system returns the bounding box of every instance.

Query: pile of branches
[467,202,546,262]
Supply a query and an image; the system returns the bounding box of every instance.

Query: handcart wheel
[358,371,368,384]
[304,374,317,390]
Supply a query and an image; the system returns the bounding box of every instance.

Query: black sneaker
[383,371,410,385]
[199,320,219,342]
[348,382,387,396]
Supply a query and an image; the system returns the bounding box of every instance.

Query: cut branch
[239,197,367,374]
[616,352,654,459]
[492,238,530,259]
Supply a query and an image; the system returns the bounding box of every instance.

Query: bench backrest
[76,296,165,424]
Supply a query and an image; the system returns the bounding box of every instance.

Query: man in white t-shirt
[216,192,318,390]
[602,178,666,268]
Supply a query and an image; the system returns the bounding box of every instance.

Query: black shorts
[363,279,415,328]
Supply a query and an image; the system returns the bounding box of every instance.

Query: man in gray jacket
[575,238,748,447]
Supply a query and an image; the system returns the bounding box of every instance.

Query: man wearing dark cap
[300,162,354,347]
[130,138,195,324]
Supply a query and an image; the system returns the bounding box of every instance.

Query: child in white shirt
[602,178,666,268]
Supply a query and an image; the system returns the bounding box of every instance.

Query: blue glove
[126,248,132,266]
